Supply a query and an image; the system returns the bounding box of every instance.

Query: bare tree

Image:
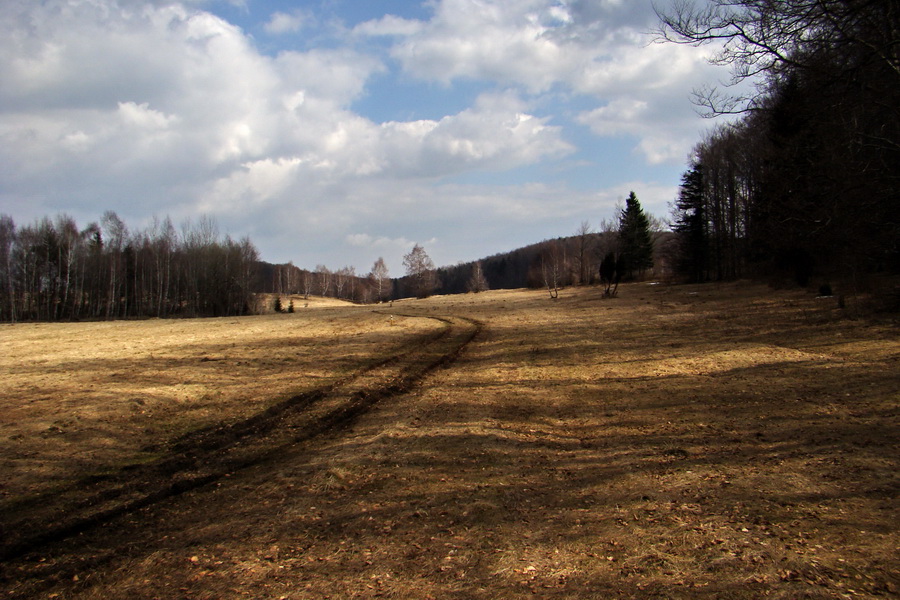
[149,216,176,317]
[0,215,16,322]
[302,269,313,299]
[315,264,332,297]
[334,266,353,299]
[539,241,564,299]
[575,220,595,285]
[466,261,489,293]
[0,212,258,321]
[403,244,437,298]
[655,0,900,116]
[370,257,390,302]
[101,211,127,318]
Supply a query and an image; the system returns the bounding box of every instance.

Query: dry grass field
[1,282,897,599]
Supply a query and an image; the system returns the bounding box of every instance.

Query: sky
[0,0,729,273]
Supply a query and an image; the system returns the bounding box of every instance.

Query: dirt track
[1,283,897,599]
[0,312,480,581]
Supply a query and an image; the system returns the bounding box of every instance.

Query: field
[1,282,897,599]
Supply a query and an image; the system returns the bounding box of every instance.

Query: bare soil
[1,282,897,599]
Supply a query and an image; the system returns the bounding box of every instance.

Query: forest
[663,0,899,288]
[0,212,259,322]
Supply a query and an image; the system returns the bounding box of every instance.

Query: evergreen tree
[617,191,654,279]
[598,251,620,297]
[672,164,707,282]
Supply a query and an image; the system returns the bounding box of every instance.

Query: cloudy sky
[0,0,726,273]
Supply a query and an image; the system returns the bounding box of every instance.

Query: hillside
[258,230,677,302]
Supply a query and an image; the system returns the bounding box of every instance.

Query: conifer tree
[672,164,707,282]
[617,191,654,279]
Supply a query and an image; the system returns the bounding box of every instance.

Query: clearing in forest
[0,282,897,599]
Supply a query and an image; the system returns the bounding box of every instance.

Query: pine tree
[672,164,707,282]
[617,191,654,279]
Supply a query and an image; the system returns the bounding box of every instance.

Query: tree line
[258,257,393,306]
[661,0,899,287]
[3,189,664,322]
[434,192,666,298]
[0,212,259,322]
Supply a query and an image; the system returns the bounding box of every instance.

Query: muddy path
[0,313,481,574]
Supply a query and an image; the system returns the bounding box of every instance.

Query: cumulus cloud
[575,90,708,165]
[264,10,308,34]
[356,0,721,162]
[353,15,424,37]
[0,1,568,218]
[0,0,717,268]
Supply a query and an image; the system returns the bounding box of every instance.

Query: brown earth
[0,282,897,599]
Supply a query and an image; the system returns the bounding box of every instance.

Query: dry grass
[1,283,897,599]
[0,302,437,505]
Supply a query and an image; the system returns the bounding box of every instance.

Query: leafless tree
[466,261,489,293]
[370,257,390,302]
[0,215,16,322]
[655,0,900,116]
[101,211,127,318]
[539,241,565,299]
[403,244,437,298]
[334,266,354,299]
[574,220,595,285]
[315,264,332,297]
[302,269,313,299]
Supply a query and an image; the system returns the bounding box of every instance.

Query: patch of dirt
[1,283,897,599]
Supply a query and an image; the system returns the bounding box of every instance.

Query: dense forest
[0,212,259,322]
[662,0,899,288]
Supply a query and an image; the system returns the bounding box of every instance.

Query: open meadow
[1,282,897,599]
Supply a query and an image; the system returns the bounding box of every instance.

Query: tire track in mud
[0,313,481,565]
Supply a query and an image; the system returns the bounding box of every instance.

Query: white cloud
[0,0,710,271]
[275,49,385,107]
[356,0,720,163]
[381,0,579,93]
[576,94,702,165]
[346,233,417,252]
[117,101,179,130]
[353,15,424,37]
[264,10,308,34]
[376,91,574,177]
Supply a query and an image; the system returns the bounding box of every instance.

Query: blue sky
[0,0,728,273]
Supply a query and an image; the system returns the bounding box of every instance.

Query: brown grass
[0,302,436,505]
[1,283,897,599]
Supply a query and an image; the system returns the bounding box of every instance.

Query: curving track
[0,312,481,567]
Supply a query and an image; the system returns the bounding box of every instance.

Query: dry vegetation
[1,283,897,599]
